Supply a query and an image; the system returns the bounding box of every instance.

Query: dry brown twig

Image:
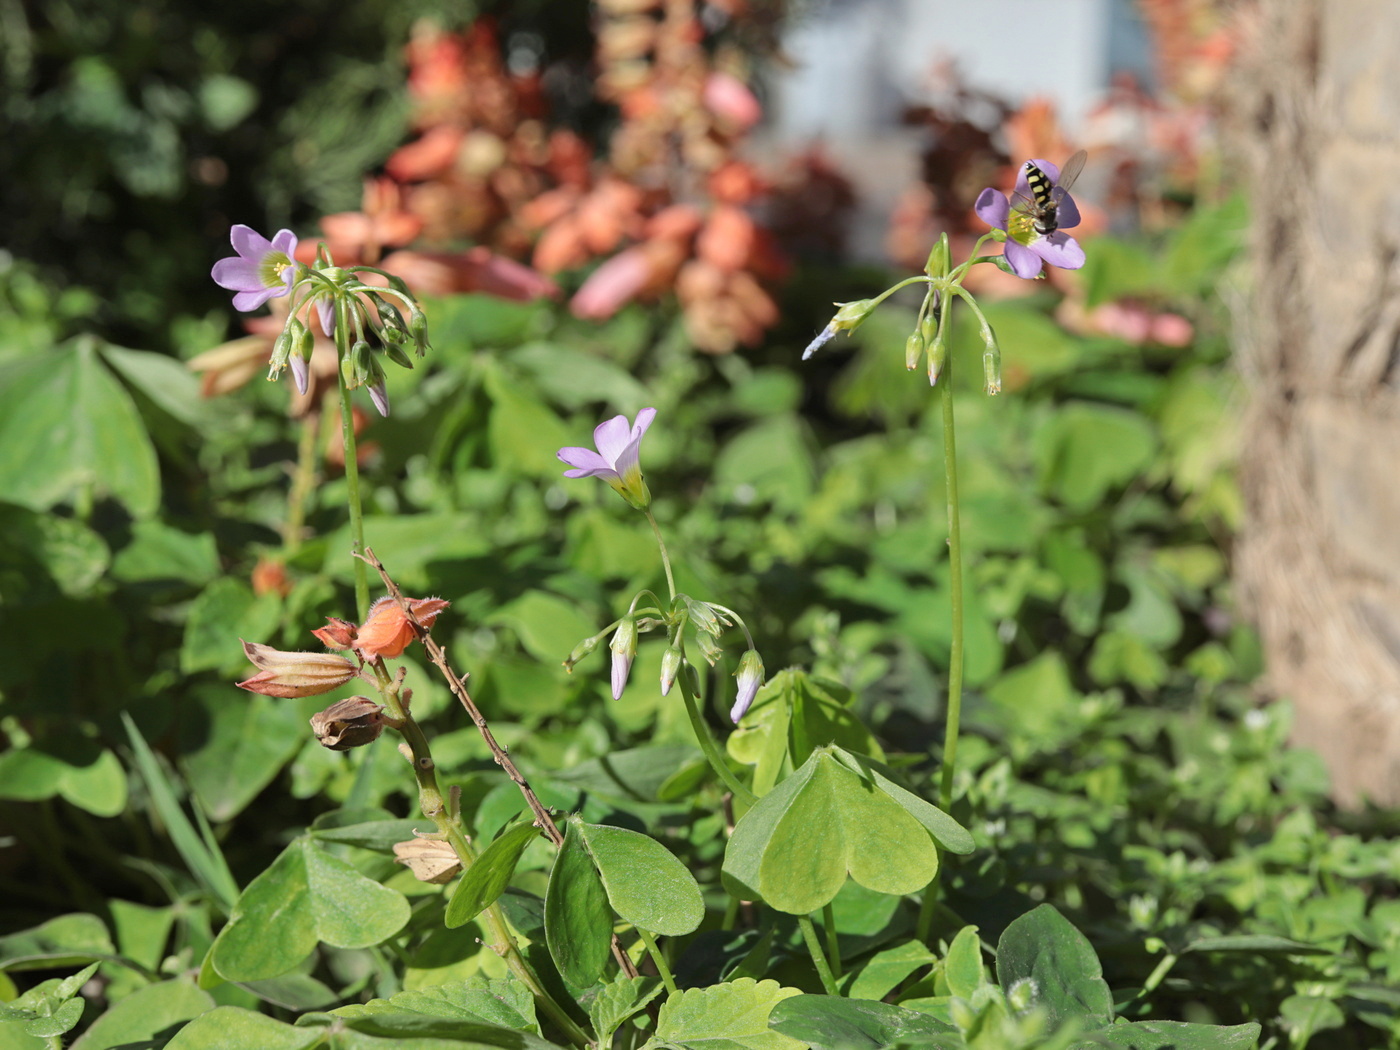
[356,546,640,979]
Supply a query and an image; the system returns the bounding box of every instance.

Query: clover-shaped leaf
[209,839,410,982]
[722,747,956,914]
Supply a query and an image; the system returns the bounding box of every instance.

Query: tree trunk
[1233,0,1400,805]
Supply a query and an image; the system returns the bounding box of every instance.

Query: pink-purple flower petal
[558,447,616,478]
[1036,232,1085,270]
[1003,240,1045,279]
[975,188,1009,231]
[212,224,299,312]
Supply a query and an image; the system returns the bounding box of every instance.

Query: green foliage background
[0,4,1397,1049]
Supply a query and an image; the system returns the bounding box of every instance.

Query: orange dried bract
[355,596,450,661]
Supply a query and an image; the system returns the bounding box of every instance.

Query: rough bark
[1232,0,1400,805]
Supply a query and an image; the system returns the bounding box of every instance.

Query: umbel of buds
[310,697,387,750]
[210,225,436,418]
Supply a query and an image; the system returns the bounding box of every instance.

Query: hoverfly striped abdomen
[1014,150,1086,237]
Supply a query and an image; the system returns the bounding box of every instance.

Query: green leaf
[984,652,1083,751]
[1084,1020,1263,1049]
[543,820,612,988]
[491,590,597,666]
[1036,403,1156,512]
[209,839,410,982]
[574,820,704,936]
[447,822,541,929]
[512,343,650,410]
[996,904,1113,1032]
[0,337,159,517]
[1279,995,1345,1044]
[483,365,573,475]
[99,343,202,425]
[941,924,985,999]
[829,749,973,855]
[0,744,127,816]
[180,577,281,675]
[110,519,219,586]
[0,964,99,1039]
[163,1007,322,1050]
[333,975,538,1032]
[590,975,664,1047]
[767,995,959,1050]
[844,941,934,1001]
[122,713,240,911]
[714,415,815,511]
[646,977,805,1050]
[70,978,212,1050]
[0,915,113,970]
[309,815,424,852]
[1181,934,1329,955]
[181,685,309,821]
[108,900,176,974]
[0,502,109,601]
[722,749,939,914]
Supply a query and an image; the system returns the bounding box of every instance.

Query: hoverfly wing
[1050,149,1087,202]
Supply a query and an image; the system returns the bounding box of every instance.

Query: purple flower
[974,159,1085,279]
[211,225,299,311]
[558,408,657,510]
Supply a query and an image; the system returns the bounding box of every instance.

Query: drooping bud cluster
[567,593,765,724]
[211,226,436,417]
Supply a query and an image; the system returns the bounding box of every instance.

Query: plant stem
[821,903,842,980]
[635,927,678,995]
[364,661,592,1048]
[797,914,839,995]
[335,296,370,620]
[645,508,677,601]
[677,670,756,806]
[937,371,965,815]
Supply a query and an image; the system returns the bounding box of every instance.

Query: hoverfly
[1013,149,1086,237]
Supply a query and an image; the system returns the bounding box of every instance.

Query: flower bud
[312,617,359,651]
[351,340,374,386]
[696,630,723,666]
[683,599,725,635]
[660,644,683,696]
[982,346,1001,396]
[730,649,764,723]
[310,696,387,750]
[289,352,309,396]
[268,327,293,380]
[904,331,925,372]
[383,340,415,370]
[564,635,601,673]
[393,832,462,884]
[340,350,356,387]
[924,233,950,278]
[831,298,876,330]
[238,640,358,698]
[410,306,431,357]
[928,336,947,387]
[609,618,639,700]
[368,378,391,418]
